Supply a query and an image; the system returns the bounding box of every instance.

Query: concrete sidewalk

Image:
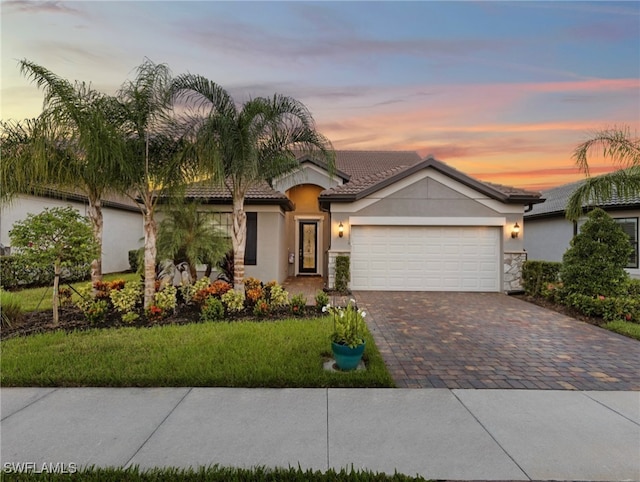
[1,388,639,481]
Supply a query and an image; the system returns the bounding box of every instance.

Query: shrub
[192,280,232,305]
[335,255,350,293]
[153,285,177,313]
[253,298,271,317]
[244,277,262,291]
[290,293,307,316]
[128,249,142,273]
[564,292,640,323]
[560,208,632,297]
[522,261,562,297]
[221,289,245,313]
[200,297,225,322]
[76,282,118,323]
[0,254,90,289]
[1,289,23,328]
[541,281,564,303]
[627,279,640,296]
[110,281,142,323]
[246,287,264,305]
[58,287,73,306]
[315,290,329,312]
[145,304,165,322]
[180,277,211,304]
[267,283,289,308]
[93,279,125,300]
[84,299,109,324]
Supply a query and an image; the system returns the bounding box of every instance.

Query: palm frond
[565,168,640,220]
[573,126,640,176]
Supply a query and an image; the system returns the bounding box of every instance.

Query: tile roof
[29,186,140,212]
[319,155,542,204]
[183,179,294,208]
[180,150,541,206]
[525,177,640,218]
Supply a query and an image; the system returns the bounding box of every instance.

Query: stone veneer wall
[327,250,350,290]
[504,251,527,292]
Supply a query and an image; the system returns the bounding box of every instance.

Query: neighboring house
[0,189,143,274]
[185,151,542,292]
[524,179,640,279]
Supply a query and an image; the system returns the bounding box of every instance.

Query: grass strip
[603,320,640,341]
[3,465,430,481]
[1,317,394,388]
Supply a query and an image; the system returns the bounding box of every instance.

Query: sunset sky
[2,1,639,191]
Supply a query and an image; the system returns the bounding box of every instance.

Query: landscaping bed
[1,303,319,341]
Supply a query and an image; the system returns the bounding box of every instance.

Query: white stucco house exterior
[183,151,543,292]
[2,151,544,291]
[0,189,143,274]
[523,179,640,279]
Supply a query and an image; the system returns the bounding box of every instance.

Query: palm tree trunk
[86,197,103,291]
[53,258,61,326]
[143,213,158,309]
[232,193,247,293]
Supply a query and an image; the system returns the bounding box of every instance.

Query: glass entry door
[299,221,318,274]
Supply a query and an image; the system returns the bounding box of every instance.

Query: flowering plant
[145,304,165,322]
[324,299,366,348]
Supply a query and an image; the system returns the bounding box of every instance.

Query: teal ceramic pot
[331,341,365,371]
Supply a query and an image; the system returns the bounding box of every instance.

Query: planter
[331,341,365,371]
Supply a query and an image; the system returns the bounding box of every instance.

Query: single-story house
[523,179,639,279]
[0,188,143,274]
[185,151,543,292]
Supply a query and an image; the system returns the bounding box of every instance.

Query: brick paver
[355,291,640,390]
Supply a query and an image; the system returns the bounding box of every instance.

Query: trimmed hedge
[522,260,561,297]
[335,255,350,293]
[564,292,640,323]
[0,255,90,289]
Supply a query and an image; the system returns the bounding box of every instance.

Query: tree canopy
[566,127,640,221]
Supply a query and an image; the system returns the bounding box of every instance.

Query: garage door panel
[351,226,500,292]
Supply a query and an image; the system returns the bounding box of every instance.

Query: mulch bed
[2,303,322,341]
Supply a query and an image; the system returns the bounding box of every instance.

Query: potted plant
[323,299,366,371]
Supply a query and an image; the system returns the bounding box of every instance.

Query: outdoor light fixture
[338,222,344,238]
[511,222,520,239]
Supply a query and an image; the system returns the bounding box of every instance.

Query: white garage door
[351,226,501,291]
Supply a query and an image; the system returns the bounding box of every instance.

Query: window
[199,211,257,266]
[245,212,257,266]
[614,218,638,269]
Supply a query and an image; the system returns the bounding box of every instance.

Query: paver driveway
[355,292,640,390]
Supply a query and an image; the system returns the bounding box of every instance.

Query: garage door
[351,225,501,291]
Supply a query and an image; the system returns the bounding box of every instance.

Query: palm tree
[2,60,126,286]
[157,201,230,281]
[566,127,640,220]
[171,74,334,291]
[115,60,197,308]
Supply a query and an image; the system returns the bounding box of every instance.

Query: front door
[299,221,318,274]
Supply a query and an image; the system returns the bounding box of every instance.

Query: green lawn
[603,320,640,341]
[11,272,140,312]
[1,316,394,388]
[4,465,429,481]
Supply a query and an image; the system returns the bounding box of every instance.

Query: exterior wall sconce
[338,222,344,238]
[511,222,520,238]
